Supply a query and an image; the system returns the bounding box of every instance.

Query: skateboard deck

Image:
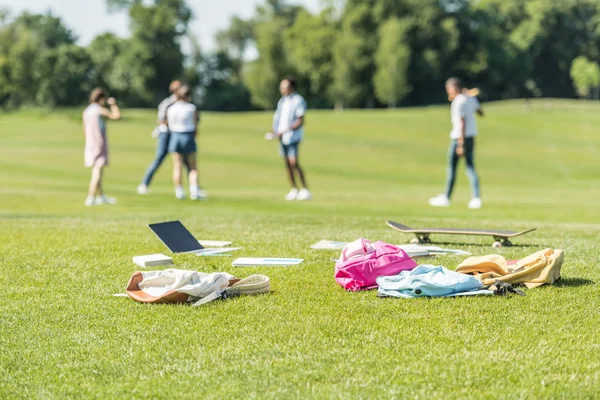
[386,221,536,247]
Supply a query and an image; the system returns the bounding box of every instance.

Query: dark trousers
[444,138,481,199]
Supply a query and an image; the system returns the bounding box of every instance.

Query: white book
[232,258,304,267]
[132,254,173,268]
[198,240,234,247]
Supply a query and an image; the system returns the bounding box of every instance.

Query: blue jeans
[141,132,170,186]
[444,138,480,199]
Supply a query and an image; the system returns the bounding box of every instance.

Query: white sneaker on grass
[468,197,482,209]
[137,184,149,195]
[85,196,95,207]
[95,196,117,205]
[190,188,207,201]
[285,188,299,201]
[296,188,312,201]
[429,194,450,207]
[175,186,185,200]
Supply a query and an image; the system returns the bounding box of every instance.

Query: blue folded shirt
[377,265,493,298]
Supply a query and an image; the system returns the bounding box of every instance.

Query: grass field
[1,100,599,399]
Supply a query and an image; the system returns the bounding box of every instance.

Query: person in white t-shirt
[430,77,482,209]
[166,85,205,200]
[270,77,311,201]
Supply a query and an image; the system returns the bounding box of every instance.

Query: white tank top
[167,101,197,133]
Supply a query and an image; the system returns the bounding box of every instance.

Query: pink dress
[83,103,108,168]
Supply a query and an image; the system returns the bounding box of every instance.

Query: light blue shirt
[272,92,307,145]
[377,265,492,298]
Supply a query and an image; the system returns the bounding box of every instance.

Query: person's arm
[157,98,170,129]
[100,98,121,120]
[194,110,199,137]
[476,108,484,117]
[286,116,304,132]
[271,100,281,135]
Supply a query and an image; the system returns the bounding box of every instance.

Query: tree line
[1,0,600,111]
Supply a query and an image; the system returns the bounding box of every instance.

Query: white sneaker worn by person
[137,184,149,195]
[296,188,312,201]
[175,186,185,200]
[285,188,299,201]
[429,194,451,207]
[190,188,207,201]
[85,196,95,207]
[95,196,117,205]
[468,197,482,209]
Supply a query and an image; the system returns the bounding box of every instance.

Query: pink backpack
[335,238,417,291]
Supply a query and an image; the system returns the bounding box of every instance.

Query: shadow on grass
[555,277,595,287]
[412,240,546,249]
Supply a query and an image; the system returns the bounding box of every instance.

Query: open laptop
[148,221,240,255]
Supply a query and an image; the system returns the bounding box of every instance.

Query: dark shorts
[279,141,300,158]
[168,132,196,155]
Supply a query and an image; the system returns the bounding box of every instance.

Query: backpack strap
[487,280,526,296]
[192,275,270,307]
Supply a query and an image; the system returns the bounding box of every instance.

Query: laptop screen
[148,221,204,253]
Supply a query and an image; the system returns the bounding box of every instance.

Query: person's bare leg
[88,166,102,197]
[291,157,308,189]
[172,153,182,187]
[186,153,200,199]
[172,153,185,199]
[284,157,298,188]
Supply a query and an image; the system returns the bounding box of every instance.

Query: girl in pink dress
[83,88,121,206]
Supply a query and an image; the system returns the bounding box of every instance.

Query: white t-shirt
[167,101,197,133]
[450,94,479,139]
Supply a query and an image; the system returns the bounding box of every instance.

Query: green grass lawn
[1,100,599,399]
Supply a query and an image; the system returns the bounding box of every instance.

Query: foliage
[570,56,600,98]
[373,18,411,107]
[2,0,600,109]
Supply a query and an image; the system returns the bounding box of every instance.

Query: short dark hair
[177,85,192,100]
[445,77,462,89]
[89,88,106,104]
[283,76,297,89]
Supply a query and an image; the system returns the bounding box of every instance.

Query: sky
[0,0,321,51]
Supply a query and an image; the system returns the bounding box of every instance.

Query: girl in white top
[166,85,204,200]
[82,88,121,207]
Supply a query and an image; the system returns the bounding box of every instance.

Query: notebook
[232,258,304,267]
[133,254,173,268]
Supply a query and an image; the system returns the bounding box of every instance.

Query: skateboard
[386,221,536,248]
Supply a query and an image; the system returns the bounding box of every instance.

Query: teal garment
[168,132,197,155]
[377,265,492,298]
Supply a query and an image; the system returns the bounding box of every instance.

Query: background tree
[571,56,600,99]
[373,18,411,108]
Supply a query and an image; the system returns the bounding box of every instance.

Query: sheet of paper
[195,248,242,256]
[400,245,471,256]
[310,240,348,250]
[232,258,304,267]
[198,240,234,247]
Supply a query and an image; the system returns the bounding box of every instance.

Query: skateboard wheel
[492,241,502,249]
[410,238,420,245]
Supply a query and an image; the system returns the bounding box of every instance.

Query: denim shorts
[279,141,300,158]
[168,132,196,155]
